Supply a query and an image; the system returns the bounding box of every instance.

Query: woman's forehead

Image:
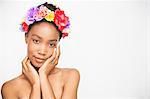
[31,34,58,42]
[31,22,58,32]
[29,22,59,39]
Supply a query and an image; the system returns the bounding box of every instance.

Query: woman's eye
[33,39,40,44]
[49,43,56,47]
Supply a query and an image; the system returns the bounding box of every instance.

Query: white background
[0,0,150,99]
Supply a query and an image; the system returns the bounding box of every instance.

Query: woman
[1,2,80,99]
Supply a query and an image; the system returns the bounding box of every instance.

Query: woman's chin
[30,61,42,69]
[34,64,41,68]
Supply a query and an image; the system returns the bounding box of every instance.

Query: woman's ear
[25,33,28,44]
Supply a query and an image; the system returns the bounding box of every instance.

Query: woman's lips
[34,57,45,63]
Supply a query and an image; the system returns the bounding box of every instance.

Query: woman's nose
[38,45,47,56]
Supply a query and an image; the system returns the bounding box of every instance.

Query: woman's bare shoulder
[2,75,22,89]
[60,67,80,95]
[61,68,80,75]
[1,74,27,97]
[60,68,80,83]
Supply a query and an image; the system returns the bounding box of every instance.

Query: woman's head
[21,2,70,68]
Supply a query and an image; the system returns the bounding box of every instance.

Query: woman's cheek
[47,48,54,58]
[27,42,36,57]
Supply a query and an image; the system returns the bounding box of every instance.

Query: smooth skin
[1,22,80,99]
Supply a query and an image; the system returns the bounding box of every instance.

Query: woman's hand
[22,57,40,85]
[38,45,60,99]
[38,45,60,76]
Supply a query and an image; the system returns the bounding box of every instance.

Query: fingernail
[57,42,60,47]
[54,48,57,52]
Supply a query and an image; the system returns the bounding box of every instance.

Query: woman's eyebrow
[31,34,42,39]
[49,39,57,42]
[31,34,58,42]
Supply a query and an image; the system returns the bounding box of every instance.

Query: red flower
[22,22,29,33]
[62,33,68,38]
[54,9,69,31]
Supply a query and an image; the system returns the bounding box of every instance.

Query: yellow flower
[45,11,54,21]
[21,18,25,23]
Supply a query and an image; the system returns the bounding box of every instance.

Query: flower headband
[20,3,70,38]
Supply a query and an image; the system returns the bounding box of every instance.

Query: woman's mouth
[34,57,45,64]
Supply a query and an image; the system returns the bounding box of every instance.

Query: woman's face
[25,22,59,68]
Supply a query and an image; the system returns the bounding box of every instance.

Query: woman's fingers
[38,44,61,75]
[39,47,57,73]
[44,48,57,66]
[53,45,60,65]
[22,56,29,72]
[56,45,60,59]
[26,59,33,71]
[26,59,39,75]
[22,56,36,73]
[22,68,26,74]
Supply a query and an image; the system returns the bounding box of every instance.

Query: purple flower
[25,7,39,25]
[19,24,23,32]
[65,21,70,28]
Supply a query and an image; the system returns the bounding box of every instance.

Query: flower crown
[20,3,70,38]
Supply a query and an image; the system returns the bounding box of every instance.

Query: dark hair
[27,2,62,40]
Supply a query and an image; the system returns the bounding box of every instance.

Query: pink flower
[34,5,49,21]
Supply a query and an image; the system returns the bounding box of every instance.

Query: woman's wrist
[32,82,40,88]
[38,69,53,77]
[39,72,49,80]
[30,78,40,86]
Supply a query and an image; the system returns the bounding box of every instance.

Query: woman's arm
[22,57,41,99]
[39,73,56,99]
[29,83,41,99]
[61,69,80,99]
